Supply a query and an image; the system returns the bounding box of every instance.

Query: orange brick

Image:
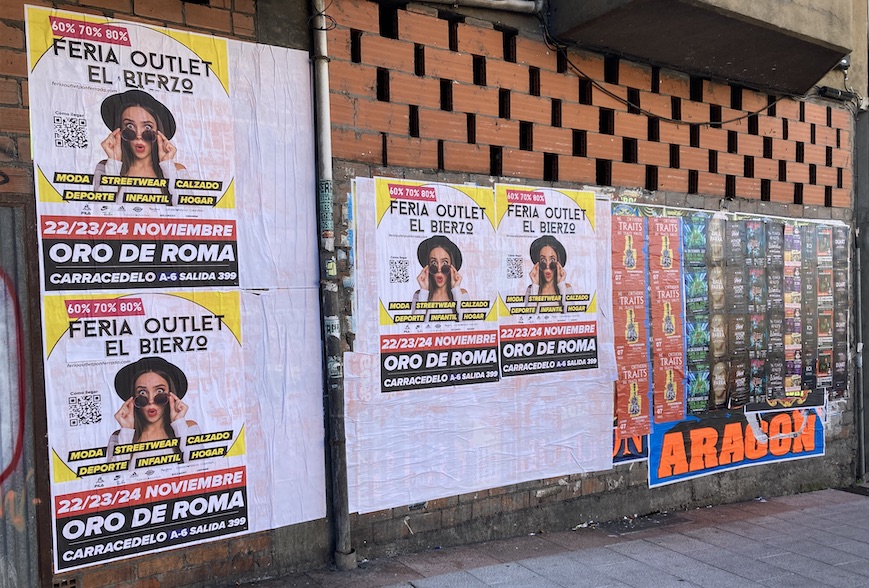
[611,161,645,187]
[815,166,838,187]
[586,132,622,160]
[81,0,133,11]
[717,152,743,175]
[742,89,768,112]
[0,48,26,77]
[830,107,851,129]
[390,72,442,109]
[680,100,709,124]
[614,111,647,140]
[756,115,783,138]
[619,60,652,91]
[698,127,727,152]
[696,171,725,196]
[771,138,796,161]
[330,61,377,97]
[327,27,353,62]
[451,82,500,117]
[735,177,761,199]
[592,81,628,111]
[424,46,475,84]
[0,106,28,133]
[0,166,31,194]
[720,107,747,132]
[803,184,826,206]
[540,69,579,102]
[455,21,501,56]
[754,158,780,180]
[769,180,794,203]
[418,107,467,142]
[515,35,558,71]
[330,0,380,33]
[679,145,707,170]
[185,4,231,33]
[511,93,553,125]
[355,99,409,133]
[803,143,827,165]
[638,91,672,120]
[558,154,595,183]
[787,120,812,143]
[399,8,450,49]
[18,136,30,163]
[637,140,670,167]
[534,125,574,155]
[788,162,811,184]
[137,553,184,578]
[702,80,730,107]
[0,21,23,48]
[501,148,544,178]
[81,563,135,587]
[831,188,850,207]
[658,121,690,145]
[657,167,688,191]
[0,0,28,20]
[386,135,439,168]
[135,0,183,23]
[475,116,520,148]
[0,78,18,105]
[486,58,530,91]
[561,103,599,132]
[775,99,801,120]
[443,141,490,173]
[738,133,764,158]
[330,93,356,127]
[802,102,828,125]
[362,35,415,72]
[814,125,837,146]
[234,0,256,14]
[658,69,690,98]
[841,167,853,191]
[840,128,852,148]
[566,48,604,81]
[332,127,382,163]
[232,12,255,38]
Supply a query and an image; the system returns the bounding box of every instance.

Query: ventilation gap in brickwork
[725,175,736,199]
[782,119,789,140]
[596,159,612,186]
[544,153,558,182]
[809,164,817,185]
[381,132,388,166]
[551,99,562,127]
[727,131,738,154]
[810,123,816,144]
[767,95,777,117]
[744,156,754,178]
[604,55,619,84]
[710,105,722,129]
[730,85,743,110]
[748,114,758,135]
[623,137,638,163]
[490,145,503,176]
[836,128,841,148]
[689,124,699,148]
[837,168,843,188]
[437,140,445,171]
[440,79,453,111]
[600,108,614,135]
[350,30,362,63]
[520,121,533,151]
[761,179,771,201]
[651,66,660,93]
[579,79,593,105]
[795,142,804,163]
[627,88,640,114]
[794,183,803,204]
[826,146,833,167]
[799,101,805,122]
[648,117,660,142]
[708,151,718,173]
[409,105,419,137]
[557,50,567,73]
[689,76,703,101]
[376,68,390,102]
[671,97,682,121]
[499,89,511,119]
[529,67,541,96]
[825,186,832,207]
[473,55,486,86]
[467,113,476,144]
[53,579,79,588]
[688,170,699,194]
[763,136,773,159]
[778,160,787,182]
[645,165,658,190]
[449,20,459,51]
[496,25,518,62]
[379,4,399,39]
[573,130,587,157]
[669,144,680,168]
[414,44,425,76]
[827,106,833,127]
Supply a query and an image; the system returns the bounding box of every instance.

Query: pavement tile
[305,558,422,588]
[468,562,564,587]
[755,572,832,588]
[761,538,863,565]
[595,560,700,588]
[517,553,636,587]
[680,526,792,559]
[397,545,503,577]
[473,534,570,563]
[396,570,491,587]
[543,529,627,551]
[758,552,869,587]
[689,545,803,582]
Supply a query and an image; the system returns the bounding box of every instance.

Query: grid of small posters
[611,205,651,436]
[683,212,711,414]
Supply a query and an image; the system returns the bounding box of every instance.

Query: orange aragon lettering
[768,413,794,456]
[791,410,817,452]
[744,418,769,459]
[657,432,689,478]
[718,422,745,465]
[689,427,719,471]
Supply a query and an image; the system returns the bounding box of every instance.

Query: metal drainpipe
[311,0,357,571]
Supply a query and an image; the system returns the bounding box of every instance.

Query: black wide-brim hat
[114,357,188,400]
[530,235,567,266]
[101,89,176,139]
[417,235,463,270]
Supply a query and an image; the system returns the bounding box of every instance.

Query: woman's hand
[169,392,188,422]
[417,266,429,290]
[557,262,566,284]
[530,262,540,286]
[114,397,135,429]
[450,266,462,290]
[156,131,177,162]
[101,129,122,161]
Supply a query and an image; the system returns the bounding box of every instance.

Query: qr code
[68,394,102,427]
[389,258,409,283]
[54,115,89,149]
[506,256,524,279]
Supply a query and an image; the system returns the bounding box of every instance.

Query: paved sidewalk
[244,488,869,587]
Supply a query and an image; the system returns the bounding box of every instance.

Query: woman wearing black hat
[106,357,200,467]
[525,235,572,312]
[411,235,468,320]
[92,89,188,205]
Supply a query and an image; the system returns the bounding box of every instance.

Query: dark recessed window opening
[519,121,533,151]
[688,170,699,194]
[381,132,388,166]
[825,186,832,207]
[671,97,681,121]
[730,86,743,110]
[837,129,841,148]
[551,99,562,127]
[437,140,445,171]
[376,68,390,102]
[794,183,803,204]
[414,44,425,76]
[837,168,843,188]
[573,130,587,157]
[467,113,476,144]
[529,67,541,96]
[599,108,614,135]
[761,179,771,201]
[767,95,777,117]
[409,105,419,137]
[689,76,703,102]
[648,117,660,142]
[490,145,503,176]
[727,131,738,154]
[473,55,486,86]
[748,114,758,135]
[799,101,805,122]
[708,151,718,173]
[440,79,453,111]
[557,50,567,73]
[725,175,736,199]
[810,123,816,144]
[623,137,638,164]
[809,164,817,185]
[778,160,787,182]
[544,153,558,182]
[499,88,510,119]
[710,105,722,129]
[350,30,362,63]
[689,124,699,148]
[604,55,619,84]
[596,159,612,186]
[744,156,754,178]
[645,165,658,191]
[795,142,804,163]
[579,79,593,105]
[782,119,789,140]
[627,88,640,114]
[763,136,773,159]
[437,11,464,51]
[496,25,517,62]
[651,66,660,93]
[669,144,680,168]
[826,146,833,167]
[826,106,833,127]
[379,4,399,39]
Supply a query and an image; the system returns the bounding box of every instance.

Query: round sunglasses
[428,261,451,276]
[134,392,169,408]
[539,260,558,272]
[121,128,158,143]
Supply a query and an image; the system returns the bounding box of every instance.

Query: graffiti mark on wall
[0,269,25,486]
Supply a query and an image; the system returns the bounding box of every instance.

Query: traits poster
[496,185,600,376]
[374,177,499,392]
[26,7,327,572]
